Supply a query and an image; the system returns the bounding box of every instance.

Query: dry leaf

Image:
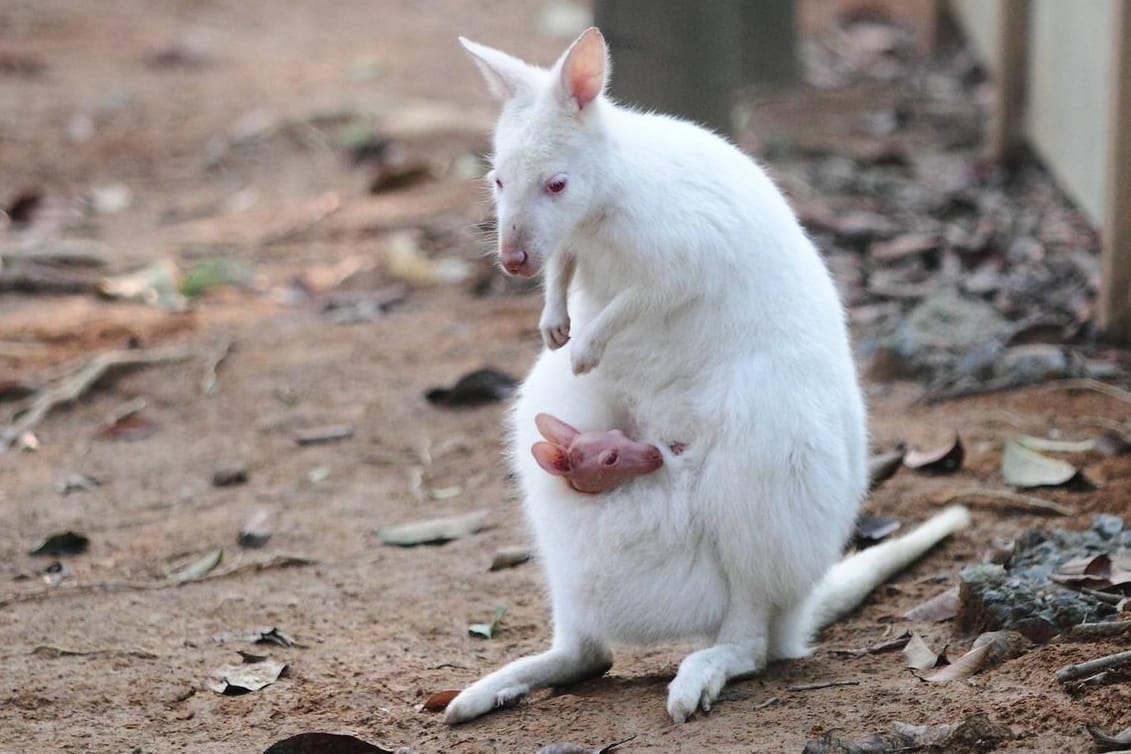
[1015,434,1094,453]
[264,732,393,754]
[468,605,506,639]
[904,433,964,473]
[376,510,488,546]
[867,448,905,491]
[168,548,223,582]
[207,657,286,695]
[420,689,460,712]
[902,587,960,622]
[29,531,90,557]
[920,642,990,682]
[1051,553,1131,593]
[803,714,1011,754]
[1001,438,1079,488]
[489,546,532,571]
[902,632,943,671]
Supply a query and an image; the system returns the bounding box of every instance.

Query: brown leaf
[1051,553,1131,593]
[920,642,991,682]
[902,587,960,622]
[903,433,964,473]
[420,689,460,712]
[902,632,943,671]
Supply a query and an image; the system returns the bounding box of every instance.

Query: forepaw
[570,336,603,375]
[666,660,726,724]
[540,312,571,351]
[443,683,528,725]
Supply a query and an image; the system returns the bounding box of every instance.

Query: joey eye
[545,174,568,195]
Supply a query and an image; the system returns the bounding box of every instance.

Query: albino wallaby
[445,27,970,725]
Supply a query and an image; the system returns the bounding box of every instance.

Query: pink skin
[530,413,669,494]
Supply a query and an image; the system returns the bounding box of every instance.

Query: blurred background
[3,2,1131,753]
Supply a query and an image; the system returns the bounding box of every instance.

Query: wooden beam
[1099,0,1131,342]
[986,0,1031,163]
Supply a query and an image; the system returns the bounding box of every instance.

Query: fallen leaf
[970,630,1032,668]
[430,485,462,500]
[902,587,960,622]
[207,657,286,695]
[425,368,518,407]
[97,259,187,310]
[902,632,943,671]
[168,548,223,582]
[180,257,254,298]
[238,509,273,549]
[294,424,354,446]
[1051,553,1131,593]
[1014,434,1094,453]
[469,605,507,639]
[384,232,471,287]
[866,448,905,491]
[212,463,249,487]
[854,513,902,547]
[920,641,991,682]
[802,714,1011,754]
[376,510,489,546]
[29,531,90,557]
[489,546,532,571]
[56,473,101,495]
[252,628,302,648]
[904,433,964,473]
[263,733,393,754]
[420,689,460,712]
[1095,429,1131,457]
[99,412,156,442]
[538,738,635,754]
[1001,438,1079,488]
[1085,723,1131,753]
[869,233,938,262]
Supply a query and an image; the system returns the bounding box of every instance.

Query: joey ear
[532,441,571,475]
[459,37,538,101]
[554,27,609,111]
[535,412,581,446]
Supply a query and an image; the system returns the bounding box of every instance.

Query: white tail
[802,505,972,634]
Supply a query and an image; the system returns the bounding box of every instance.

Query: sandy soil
[2,2,1129,752]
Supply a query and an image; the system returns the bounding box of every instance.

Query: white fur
[446,29,970,725]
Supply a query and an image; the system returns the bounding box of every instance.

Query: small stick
[1,345,194,449]
[1041,378,1131,406]
[753,696,780,709]
[940,487,1073,516]
[1062,620,1131,642]
[1055,649,1131,684]
[261,191,341,246]
[201,338,233,396]
[787,679,860,692]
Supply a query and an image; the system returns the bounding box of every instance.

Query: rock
[993,344,1077,382]
[958,518,1129,643]
[212,463,249,487]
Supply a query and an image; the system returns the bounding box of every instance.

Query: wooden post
[1099,0,1131,342]
[739,0,800,89]
[986,0,1031,163]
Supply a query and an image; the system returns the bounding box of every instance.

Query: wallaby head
[460,28,611,278]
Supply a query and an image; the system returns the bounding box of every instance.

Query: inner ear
[557,27,608,111]
[535,412,581,446]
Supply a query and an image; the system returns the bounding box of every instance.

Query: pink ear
[535,412,581,445]
[559,27,608,110]
[532,442,571,475]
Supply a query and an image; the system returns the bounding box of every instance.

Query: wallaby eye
[545,174,568,195]
[494,177,503,190]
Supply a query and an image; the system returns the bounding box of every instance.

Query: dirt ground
[2,2,1130,752]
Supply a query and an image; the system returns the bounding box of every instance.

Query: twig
[22,645,159,660]
[920,376,1035,405]
[1042,378,1131,406]
[939,487,1074,516]
[753,696,780,710]
[787,679,860,692]
[0,344,193,449]
[0,553,316,609]
[201,338,233,396]
[261,191,341,246]
[1062,620,1131,642]
[1055,649,1131,684]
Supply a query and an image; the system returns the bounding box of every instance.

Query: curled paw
[540,313,571,351]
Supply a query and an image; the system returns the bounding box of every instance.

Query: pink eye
[545,174,567,194]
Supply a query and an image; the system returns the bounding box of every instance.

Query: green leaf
[168,548,223,583]
[468,605,506,639]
